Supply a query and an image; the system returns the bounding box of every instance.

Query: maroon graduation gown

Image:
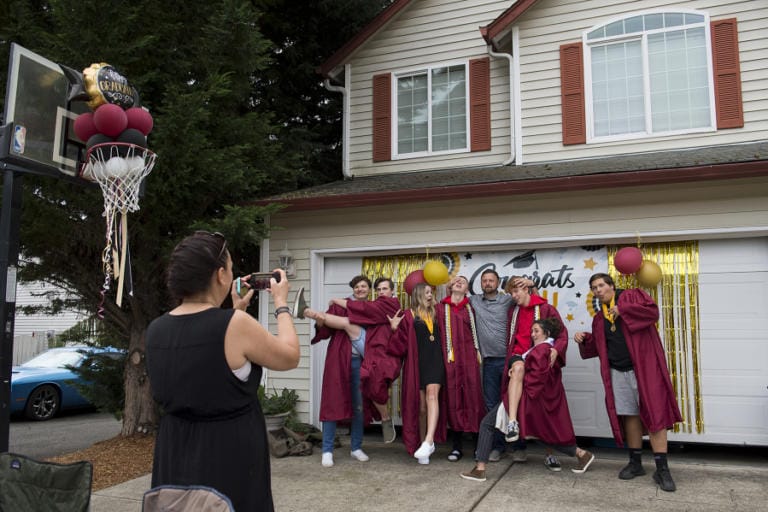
[435,297,485,433]
[387,310,448,455]
[501,300,568,406]
[311,303,374,423]
[578,288,682,446]
[346,295,403,408]
[518,343,577,446]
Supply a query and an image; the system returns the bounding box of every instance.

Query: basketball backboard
[0,43,88,178]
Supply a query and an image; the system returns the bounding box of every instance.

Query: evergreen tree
[0,0,391,434]
[1,0,288,434]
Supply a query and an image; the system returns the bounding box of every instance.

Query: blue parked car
[11,346,124,421]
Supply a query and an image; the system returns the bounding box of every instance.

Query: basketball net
[81,142,156,311]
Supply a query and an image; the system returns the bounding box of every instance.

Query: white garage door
[679,238,768,445]
[313,240,768,446]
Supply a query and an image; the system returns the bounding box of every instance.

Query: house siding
[14,282,85,337]
[346,0,514,177]
[515,0,768,163]
[266,176,768,423]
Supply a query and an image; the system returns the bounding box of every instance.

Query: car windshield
[21,350,85,368]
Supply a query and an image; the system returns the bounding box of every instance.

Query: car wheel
[25,384,60,421]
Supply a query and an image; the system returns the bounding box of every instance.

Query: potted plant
[258,385,298,431]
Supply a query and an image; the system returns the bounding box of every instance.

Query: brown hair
[166,231,228,303]
[533,317,562,339]
[349,275,372,289]
[588,273,615,288]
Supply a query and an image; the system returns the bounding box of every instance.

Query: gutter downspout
[323,63,352,179]
[487,44,515,166]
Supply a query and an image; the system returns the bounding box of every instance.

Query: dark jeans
[482,357,508,452]
[482,356,526,453]
[475,404,572,463]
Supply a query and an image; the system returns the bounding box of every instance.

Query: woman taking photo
[388,282,447,464]
[146,231,300,512]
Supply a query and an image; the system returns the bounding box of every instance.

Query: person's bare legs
[304,308,361,339]
[418,390,428,441]
[649,428,668,453]
[623,415,644,449]
[373,401,390,420]
[507,361,524,420]
[424,383,440,445]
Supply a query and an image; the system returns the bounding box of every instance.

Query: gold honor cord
[608,242,703,434]
[601,297,617,332]
[444,303,481,364]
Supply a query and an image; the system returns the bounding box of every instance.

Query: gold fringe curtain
[608,242,703,434]
[361,254,430,419]
[362,254,428,307]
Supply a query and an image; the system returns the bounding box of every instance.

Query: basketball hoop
[81,142,156,310]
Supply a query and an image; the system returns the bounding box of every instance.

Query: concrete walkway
[91,435,768,511]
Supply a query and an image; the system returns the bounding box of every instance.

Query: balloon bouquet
[65,63,157,312]
[613,246,663,287]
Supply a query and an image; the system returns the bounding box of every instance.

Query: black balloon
[115,128,147,157]
[116,128,147,148]
[86,133,113,149]
[60,64,90,103]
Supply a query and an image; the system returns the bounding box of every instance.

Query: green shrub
[258,385,298,415]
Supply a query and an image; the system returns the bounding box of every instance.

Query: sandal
[447,449,463,462]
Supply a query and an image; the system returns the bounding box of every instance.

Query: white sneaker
[321,452,334,467]
[413,441,435,459]
[417,457,430,465]
[350,449,369,462]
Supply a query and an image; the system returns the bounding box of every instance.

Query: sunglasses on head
[195,230,227,259]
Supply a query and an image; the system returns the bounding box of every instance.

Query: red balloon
[403,270,425,296]
[614,247,643,275]
[73,112,98,142]
[93,104,128,137]
[125,107,154,136]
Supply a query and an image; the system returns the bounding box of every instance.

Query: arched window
[584,11,715,141]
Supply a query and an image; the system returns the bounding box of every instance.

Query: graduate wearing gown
[575,273,682,492]
[435,276,485,461]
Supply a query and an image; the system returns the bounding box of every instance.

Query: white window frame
[583,9,717,144]
[391,60,471,160]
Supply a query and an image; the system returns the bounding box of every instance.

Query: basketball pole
[0,168,23,453]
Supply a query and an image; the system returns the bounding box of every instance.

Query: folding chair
[0,452,92,512]
[142,484,234,511]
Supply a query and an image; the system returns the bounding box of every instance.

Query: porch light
[278,243,296,278]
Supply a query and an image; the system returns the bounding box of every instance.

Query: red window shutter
[469,57,491,152]
[560,42,586,145]
[372,73,392,162]
[711,18,744,129]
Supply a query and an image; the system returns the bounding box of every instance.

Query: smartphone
[236,271,282,296]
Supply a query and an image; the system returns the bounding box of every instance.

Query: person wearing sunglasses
[146,231,299,512]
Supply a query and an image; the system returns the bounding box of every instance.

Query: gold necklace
[417,311,436,342]
[601,296,616,332]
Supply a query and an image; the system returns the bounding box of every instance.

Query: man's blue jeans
[322,354,363,453]
[482,357,507,453]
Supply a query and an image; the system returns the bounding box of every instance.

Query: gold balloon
[83,63,110,110]
[637,260,662,288]
[423,260,449,286]
[83,63,138,110]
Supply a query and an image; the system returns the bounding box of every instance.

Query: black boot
[653,453,676,492]
[618,449,645,480]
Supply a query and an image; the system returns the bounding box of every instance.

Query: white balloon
[125,156,146,176]
[105,157,129,178]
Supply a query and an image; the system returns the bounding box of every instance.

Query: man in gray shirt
[469,269,518,462]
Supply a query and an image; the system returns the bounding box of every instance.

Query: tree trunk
[121,324,158,435]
